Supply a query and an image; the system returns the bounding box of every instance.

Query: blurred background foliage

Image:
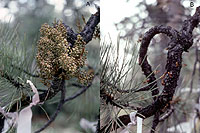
[0,0,99,132]
[101,0,200,132]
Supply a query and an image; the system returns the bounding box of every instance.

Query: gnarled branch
[101,6,200,132]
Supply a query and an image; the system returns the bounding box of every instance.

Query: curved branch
[137,6,200,119]
[139,25,179,101]
[139,25,178,60]
[102,6,200,132]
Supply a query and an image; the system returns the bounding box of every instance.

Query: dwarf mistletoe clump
[36,20,93,85]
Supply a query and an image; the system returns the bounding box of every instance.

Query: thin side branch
[64,83,92,103]
[34,79,66,133]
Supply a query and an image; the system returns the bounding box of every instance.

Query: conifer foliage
[0,7,100,133]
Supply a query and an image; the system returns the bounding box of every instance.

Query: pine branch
[139,25,179,101]
[10,8,99,111]
[159,106,174,122]
[0,71,26,89]
[64,83,92,103]
[137,5,200,119]
[35,69,96,132]
[0,8,100,132]
[80,7,100,43]
[63,7,100,46]
[34,79,65,133]
[102,6,200,132]
[35,73,96,132]
[11,65,39,78]
[151,111,160,133]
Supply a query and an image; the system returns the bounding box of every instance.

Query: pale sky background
[101,0,143,44]
[0,0,99,23]
[101,0,200,44]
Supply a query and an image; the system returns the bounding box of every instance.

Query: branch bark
[101,6,200,132]
[0,8,100,132]
[64,7,100,46]
[34,79,65,133]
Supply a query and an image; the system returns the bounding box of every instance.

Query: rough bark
[101,6,200,132]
